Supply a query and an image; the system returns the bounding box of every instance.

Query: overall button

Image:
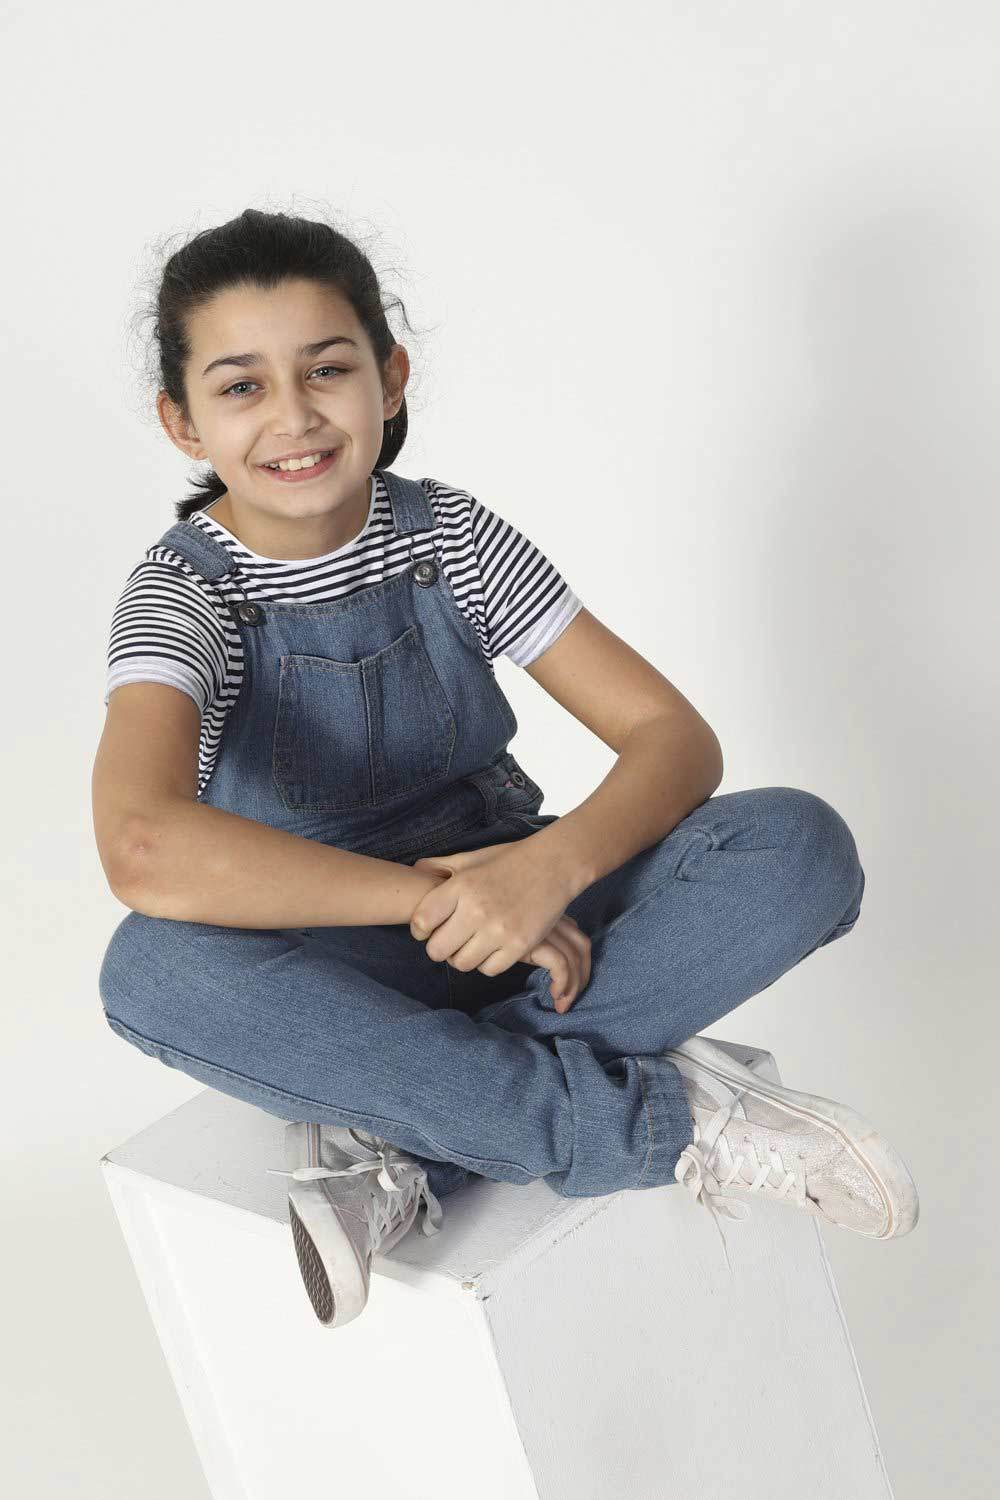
[510,770,526,787]
[412,560,438,586]
[235,601,262,624]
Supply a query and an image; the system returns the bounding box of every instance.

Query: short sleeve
[104,559,229,714]
[468,494,584,665]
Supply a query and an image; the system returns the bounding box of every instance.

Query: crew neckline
[198,474,377,564]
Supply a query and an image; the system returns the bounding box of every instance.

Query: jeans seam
[634,1057,656,1189]
[103,1010,539,1178]
[594,829,712,945]
[474,967,545,1023]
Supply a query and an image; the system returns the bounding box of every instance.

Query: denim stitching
[634,1056,656,1188]
[365,793,541,862]
[590,829,714,947]
[248,560,422,618]
[272,636,457,814]
[362,810,494,862]
[472,976,541,1024]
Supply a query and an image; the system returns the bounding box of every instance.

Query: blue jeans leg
[99,785,863,1204]
[476,784,865,1053]
[99,906,657,1200]
[460,784,865,1191]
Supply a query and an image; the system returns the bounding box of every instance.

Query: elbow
[643,710,724,798]
[106,815,170,915]
[680,711,723,793]
[704,724,724,791]
[108,870,161,917]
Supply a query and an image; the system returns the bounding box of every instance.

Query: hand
[409,842,592,1013]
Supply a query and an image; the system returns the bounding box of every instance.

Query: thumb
[413,857,457,877]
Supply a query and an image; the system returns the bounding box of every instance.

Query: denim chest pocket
[272,624,457,812]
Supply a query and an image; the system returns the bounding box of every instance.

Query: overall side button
[231,601,264,625]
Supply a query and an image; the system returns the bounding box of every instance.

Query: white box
[101,1038,894,1499]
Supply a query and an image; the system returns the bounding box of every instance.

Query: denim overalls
[187,466,551,862]
[100,467,866,1205]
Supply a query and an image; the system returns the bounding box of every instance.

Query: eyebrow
[201,335,359,379]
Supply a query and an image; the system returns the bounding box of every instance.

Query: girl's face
[159,277,408,558]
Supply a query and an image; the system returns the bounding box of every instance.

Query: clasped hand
[407,839,591,1013]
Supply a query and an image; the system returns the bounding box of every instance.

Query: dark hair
[136,207,421,521]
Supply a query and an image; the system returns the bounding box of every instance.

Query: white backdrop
[2,3,995,1496]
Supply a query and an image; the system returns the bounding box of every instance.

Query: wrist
[520,827,595,904]
[391,862,449,924]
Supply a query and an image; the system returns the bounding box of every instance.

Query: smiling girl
[93,208,918,1329]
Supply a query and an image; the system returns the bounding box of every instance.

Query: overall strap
[154,469,433,577]
[152,520,236,581]
[375,467,434,535]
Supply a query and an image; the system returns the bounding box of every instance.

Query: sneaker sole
[668,1035,920,1238]
[287,1179,372,1328]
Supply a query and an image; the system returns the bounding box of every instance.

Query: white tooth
[270,450,330,471]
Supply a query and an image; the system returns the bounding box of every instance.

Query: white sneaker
[267,1123,444,1327]
[664,1035,919,1269]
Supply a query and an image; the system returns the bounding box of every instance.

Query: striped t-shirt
[104,472,584,799]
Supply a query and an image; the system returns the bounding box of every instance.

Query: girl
[93,208,918,1330]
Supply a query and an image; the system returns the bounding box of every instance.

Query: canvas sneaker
[663,1034,919,1269]
[267,1122,444,1327]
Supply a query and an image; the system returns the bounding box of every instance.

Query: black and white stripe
[105,473,583,799]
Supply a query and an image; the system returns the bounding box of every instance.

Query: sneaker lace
[267,1136,444,1243]
[674,1088,806,1272]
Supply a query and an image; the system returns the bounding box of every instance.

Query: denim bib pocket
[272,624,457,812]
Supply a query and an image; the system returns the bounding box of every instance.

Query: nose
[267,384,328,435]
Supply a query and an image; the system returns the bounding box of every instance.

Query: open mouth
[258,449,340,482]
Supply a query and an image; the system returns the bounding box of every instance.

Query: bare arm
[521,608,725,885]
[94,683,441,928]
[112,800,440,927]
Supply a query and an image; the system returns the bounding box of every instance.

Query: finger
[414,846,504,869]
[476,943,522,978]
[532,935,579,1011]
[410,882,458,942]
[412,857,456,877]
[547,920,589,988]
[553,918,592,987]
[424,910,482,964]
[447,932,505,974]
